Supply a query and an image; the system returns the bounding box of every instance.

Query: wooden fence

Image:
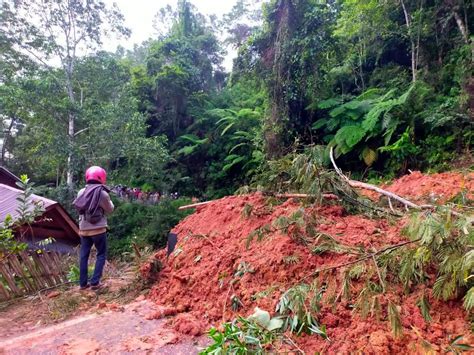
[0,250,67,301]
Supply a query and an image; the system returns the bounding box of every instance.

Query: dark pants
[79,232,107,287]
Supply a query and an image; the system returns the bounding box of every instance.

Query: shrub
[107,197,192,258]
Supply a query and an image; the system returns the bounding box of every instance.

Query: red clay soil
[365,170,474,204]
[146,172,474,353]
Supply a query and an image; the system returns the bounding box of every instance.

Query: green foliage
[107,198,192,258]
[283,254,300,265]
[388,301,403,338]
[0,175,44,259]
[67,264,94,283]
[446,335,474,354]
[245,224,272,249]
[3,0,471,196]
[276,283,328,338]
[315,86,414,163]
[401,209,474,306]
[252,146,386,216]
[416,293,432,322]
[201,316,278,354]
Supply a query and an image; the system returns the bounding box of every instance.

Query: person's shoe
[90,283,102,291]
[79,284,90,290]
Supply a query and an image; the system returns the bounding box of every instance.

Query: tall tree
[243,0,336,158]
[1,0,129,189]
[142,0,224,140]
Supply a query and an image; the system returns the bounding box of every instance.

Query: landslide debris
[144,171,473,353]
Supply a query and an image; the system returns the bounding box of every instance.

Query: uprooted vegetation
[142,148,473,353]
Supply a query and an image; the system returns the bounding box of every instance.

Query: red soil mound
[366,171,474,204]
[147,186,473,352]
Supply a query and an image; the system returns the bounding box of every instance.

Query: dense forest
[1,0,472,199]
[0,2,473,350]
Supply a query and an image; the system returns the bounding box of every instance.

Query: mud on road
[0,299,207,354]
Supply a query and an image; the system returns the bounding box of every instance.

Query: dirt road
[0,300,207,354]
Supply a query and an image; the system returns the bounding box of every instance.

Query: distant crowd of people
[111,185,179,204]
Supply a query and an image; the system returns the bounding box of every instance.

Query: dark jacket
[73,184,114,232]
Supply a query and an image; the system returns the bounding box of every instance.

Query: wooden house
[0,167,79,253]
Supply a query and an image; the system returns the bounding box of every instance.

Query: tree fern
[334,125,366,154]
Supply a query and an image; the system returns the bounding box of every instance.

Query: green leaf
[316,98,342,109]
[463,287,474,310]
[361,146,378,166]
[220,122,236,136]
[312,118,327,130]
[223,156,245,171]
[416,294,432,322]
[178,134,208,145]
[388,301,403,338]
[334,125,366,153]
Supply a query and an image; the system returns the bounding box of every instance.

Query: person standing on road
[73,166,114,290]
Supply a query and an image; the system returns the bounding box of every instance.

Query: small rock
[108,302,124,312]
[46,291,61,299]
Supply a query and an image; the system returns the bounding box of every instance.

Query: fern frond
[354,287,371,319]
[283,255,300,265]
[348,263,366,280]
[241,203,253,219]
[462,287,474,310]
[388,301,403,338]
[342,272,351,301]
[416,294,432,322]
[432,274,457,300]
[333,125,366,154]
[371,295,382,320]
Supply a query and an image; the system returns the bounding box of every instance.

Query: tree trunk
[452,9,469,44]
[264,0,294,158]
[1,117,15,165]
[66,113,75,188]
[400,0,417,82]
[452,8,473,62]
[65,69,76,189]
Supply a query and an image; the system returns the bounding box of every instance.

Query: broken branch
[299,238,420,283]
[329,147,429,210]
[178,193,339,210]
[178,200,214,210]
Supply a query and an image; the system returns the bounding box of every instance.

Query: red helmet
[85,166,107,184]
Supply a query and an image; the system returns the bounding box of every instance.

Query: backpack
[73,185,105,224]
[83,207,104,224]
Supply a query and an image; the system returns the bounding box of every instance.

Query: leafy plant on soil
[67,265,94,283]
[246,208,325,248]
[276,283,328,339]
[241,203,254,219]
[201,310,282,354]
[261,202,473,338]
[445,335,474,354]
[395,209,474,308]
[252,146,392,217]
[283,254,300,265]
[387,301,403,338]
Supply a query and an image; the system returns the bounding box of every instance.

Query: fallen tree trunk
[178,193,340,210]
[274,193,339,200]
[329,147,432,211]
[178,201,214,210]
